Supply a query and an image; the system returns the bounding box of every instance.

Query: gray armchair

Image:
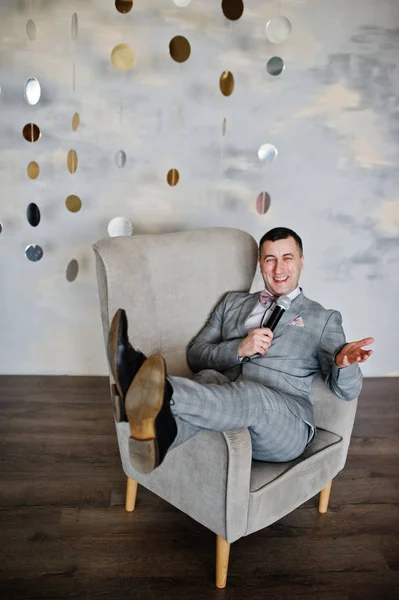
[93,227,358,588]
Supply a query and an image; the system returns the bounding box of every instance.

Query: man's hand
[238,328,274,358]
[335,337,374,368]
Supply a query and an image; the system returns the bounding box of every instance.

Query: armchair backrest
[93,227,258,377]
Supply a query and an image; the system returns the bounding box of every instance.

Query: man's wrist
[334,353,343,368]
[333,344,347,368]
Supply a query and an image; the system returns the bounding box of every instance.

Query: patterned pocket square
[289,316,305,327]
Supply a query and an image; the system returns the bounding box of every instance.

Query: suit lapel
[273,291,309,336]
[235,294,259,337]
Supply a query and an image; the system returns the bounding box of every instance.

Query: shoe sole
[125,354,165,474]
[107,309,124,399]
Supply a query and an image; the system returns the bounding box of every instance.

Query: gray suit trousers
[168,370,314,462]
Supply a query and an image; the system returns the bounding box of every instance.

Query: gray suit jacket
[187,291,363,427]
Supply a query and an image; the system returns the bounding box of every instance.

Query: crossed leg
[168,369,311,462]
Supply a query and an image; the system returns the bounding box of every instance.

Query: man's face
[259,236,304,297]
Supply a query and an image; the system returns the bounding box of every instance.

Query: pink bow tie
[259,290,275,306]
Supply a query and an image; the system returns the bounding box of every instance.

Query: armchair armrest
[116,423,252,543]
[311,376,358,471]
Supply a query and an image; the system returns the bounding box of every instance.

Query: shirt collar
[261,286,301,303]
[287,286,301,302]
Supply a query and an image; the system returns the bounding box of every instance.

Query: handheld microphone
[262,295,291,331]
[245,295,291,361]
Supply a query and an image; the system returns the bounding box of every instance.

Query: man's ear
[301,255,304,268]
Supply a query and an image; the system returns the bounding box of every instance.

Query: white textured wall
[0,0,398,376]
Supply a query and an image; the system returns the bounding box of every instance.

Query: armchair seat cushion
[250,428,342,492]
[245,429,342,536]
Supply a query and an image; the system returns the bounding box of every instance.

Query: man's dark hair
[259,227,303,257]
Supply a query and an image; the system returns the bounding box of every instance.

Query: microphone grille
[276,295,291,310]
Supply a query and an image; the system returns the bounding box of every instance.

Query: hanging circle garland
[169,36,191,63]
[115,150,127,168]
[267,56,285,76]
[66,259,79,282]
[256,192,271,214]
[173,0,193,7]
[27,161,40,179]
[115,0,133,13]
[258,143,278,163]
[107,216,133,237]
[27,203,41,227]
[265,17,292,44]
[71,13,79,40]
[65,195,82,213]
[26,19,36,41]
[221,0,244,21]
[25,244,43,262]
[24,77,41,105]
[72,113,80,131]
[220,71,234,96]
[111,43,136,71]
[167,169,180,186]
[22,123,41,142]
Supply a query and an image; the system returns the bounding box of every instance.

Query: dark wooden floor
[0,376,398,600]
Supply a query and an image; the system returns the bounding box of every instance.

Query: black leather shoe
[107,308,147,421]
[125,354,177,474]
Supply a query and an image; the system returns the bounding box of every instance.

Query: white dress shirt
[244,286,301,333]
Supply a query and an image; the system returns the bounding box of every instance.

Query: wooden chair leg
[216,535,230,588]
[125,476,138,512]
[318,480,332,513]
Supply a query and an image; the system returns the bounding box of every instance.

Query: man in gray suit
[107,227,374,474]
